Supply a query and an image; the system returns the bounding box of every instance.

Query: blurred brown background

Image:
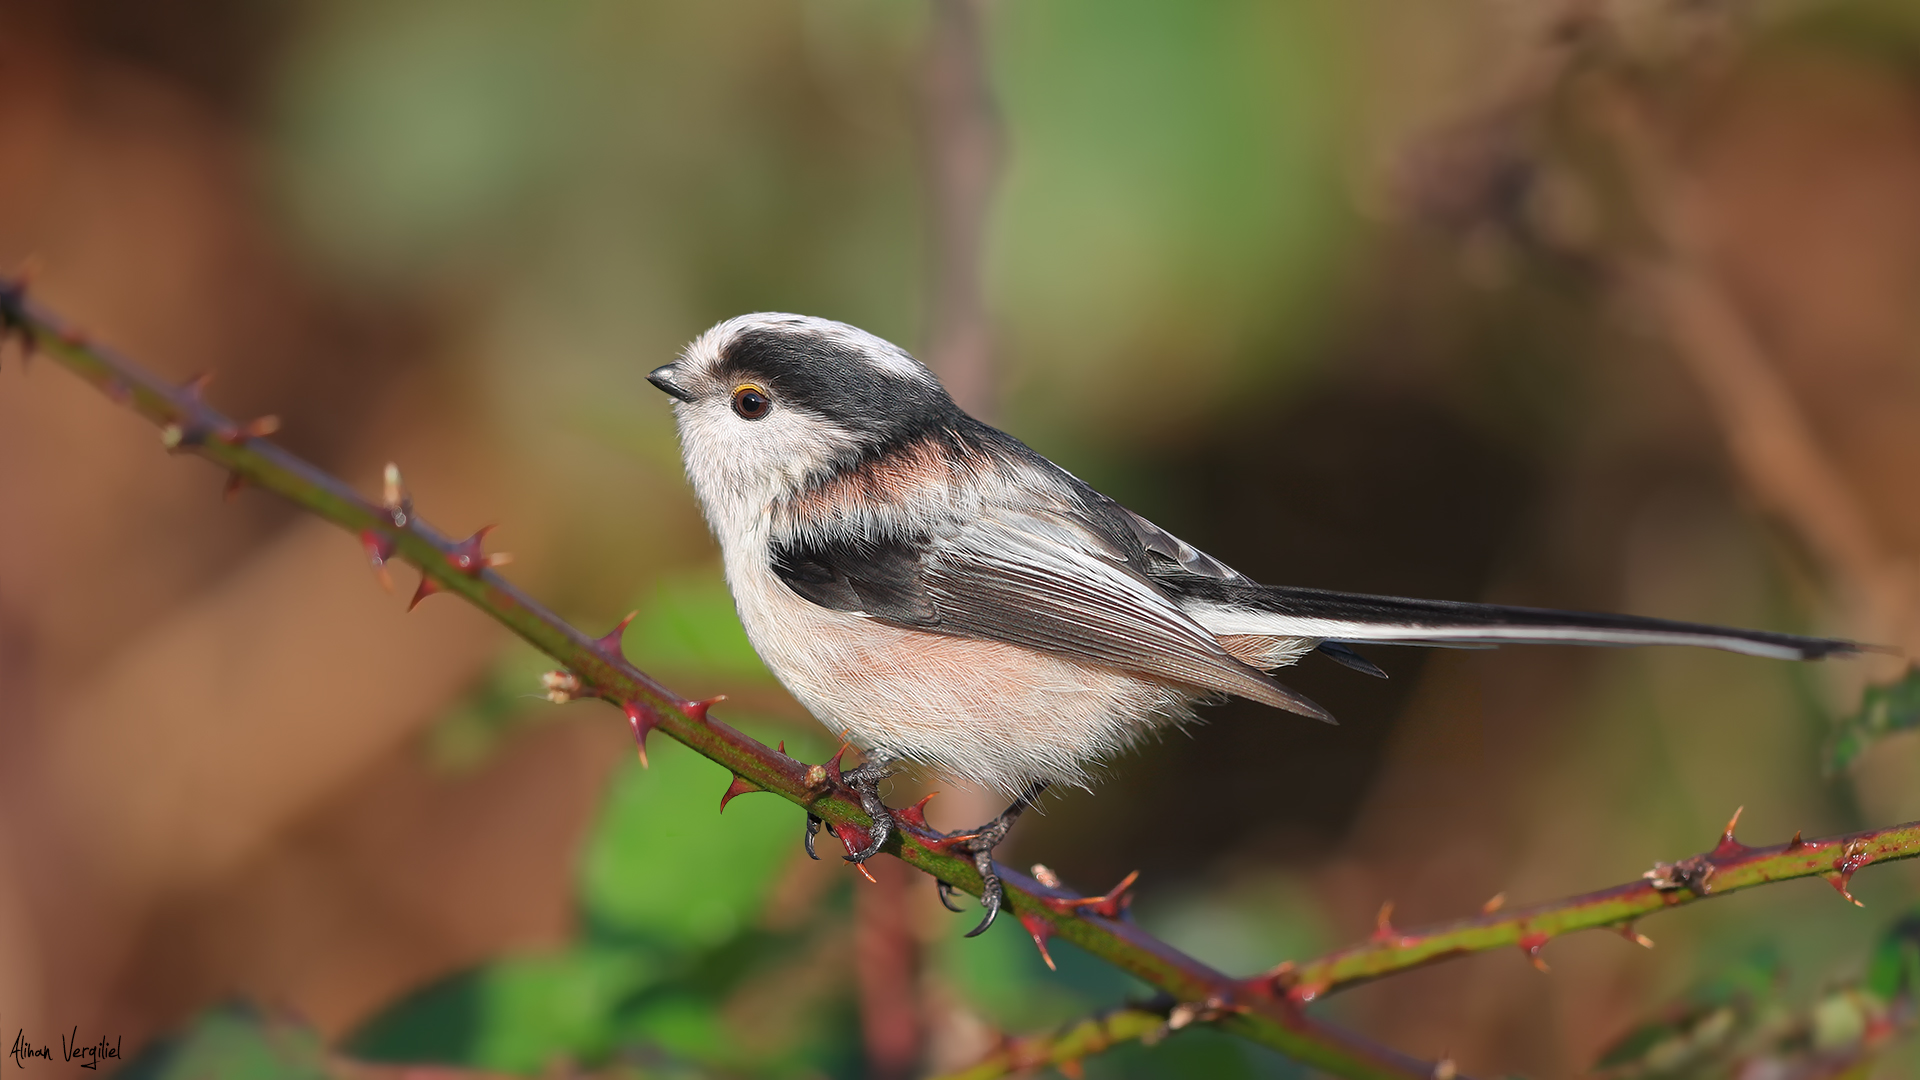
[3,1,1920,1076]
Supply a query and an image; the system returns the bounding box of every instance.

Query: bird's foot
[933,782,1047,937]
[839,760,896,863]
[802,759,898,864]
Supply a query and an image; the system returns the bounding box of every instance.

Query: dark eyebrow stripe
[717,326,962,439]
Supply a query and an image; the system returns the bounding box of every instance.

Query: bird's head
[650,314,963,527]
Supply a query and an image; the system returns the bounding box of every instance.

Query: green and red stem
[1274,810,1918,1000]
[928,811,1920,1079]
[0,279,1454,1080]
[929,1007,1170,1080]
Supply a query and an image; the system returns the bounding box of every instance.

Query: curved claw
[936,880,964,913]
[843,828,887,863]
[803,813,822,861]
[963,850,1002,937]
[935,781,1046,936]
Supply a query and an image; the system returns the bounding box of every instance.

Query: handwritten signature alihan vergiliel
[9,1025,122,1071]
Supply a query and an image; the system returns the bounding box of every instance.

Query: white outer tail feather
[1189,604,1838,663]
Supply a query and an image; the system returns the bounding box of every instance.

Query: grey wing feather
[1110,502,1247,582]
[768,507,1334,722]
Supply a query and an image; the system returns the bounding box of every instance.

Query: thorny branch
[930,808,1920,1079]
[0,280,1459,1079]
[1278,808,1911,999]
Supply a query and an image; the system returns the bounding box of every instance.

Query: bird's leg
[943,781,1048,937]
[838,758,897,864]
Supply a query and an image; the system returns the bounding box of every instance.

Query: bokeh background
[4,0,1920,1076]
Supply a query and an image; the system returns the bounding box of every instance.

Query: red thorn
[593,611,637,658]
[803,732,857,789]
[1084,870,1139,920]
[852,861,877,884]
[222,471,245,501]
[223,415,280,444]
[407,573,444,611]
[623,700,661,768]
[182,371,213,400]
[1828,838,1874,907]
[895,792,939,833]
[825,735,853,785]
[832,819,876,874]
[1785,830,1807,852]
[776,740,786,755]
[1262,960,1297,997]
[1518,931,1551,972]
[680,695,724,723]
[360,530,396,592]
[1286,978,1329,1006]
[719,774,763,813]
[918,830,981,856]
[1371,901,1397,943]
[1710,805,1750,860]
[1617,922,1654,949]
[1018,910,1058,971]
[1481,892,1507,914]
[446,525,499,576]
[1042,870,1141,920]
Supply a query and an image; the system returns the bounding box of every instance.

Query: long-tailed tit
[649,313,1863,933]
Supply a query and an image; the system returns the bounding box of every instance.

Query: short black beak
[648,363,695,403]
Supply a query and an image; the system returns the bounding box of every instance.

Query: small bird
[649,313,1861,932]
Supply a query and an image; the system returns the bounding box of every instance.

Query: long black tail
[1170,579,1864,662]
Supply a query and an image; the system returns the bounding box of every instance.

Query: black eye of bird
[731,384,772,420]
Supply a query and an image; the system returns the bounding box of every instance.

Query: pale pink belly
[743,580,1189,793]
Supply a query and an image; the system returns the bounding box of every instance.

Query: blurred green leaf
[1592,1004,1744,1076]
[1593,917,1920,1078]
[346,946,660,1072]
[352,720,841,1076]
[623,572,772,685]
[122,1004,331,1080]
[1826,666,1920,774]
[1865,910,1920,1004]
[579,727,802,948]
